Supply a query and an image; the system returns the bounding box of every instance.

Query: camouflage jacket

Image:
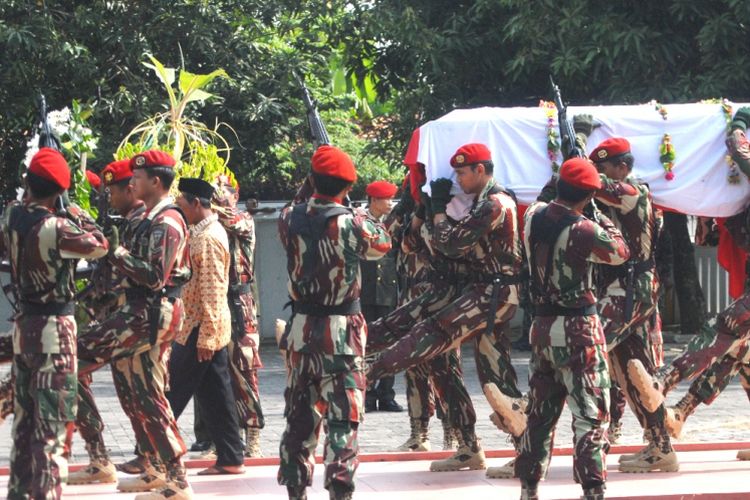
[524,200,630,346]
[218,206,259,339]
[396,217,431,304]
[278,193,392,356]
[728,127,750,178]
[595,175,662,306]
[110,196,191,292]
[433,178,523,283]
[0,201,108,353]
[109,201,147,293]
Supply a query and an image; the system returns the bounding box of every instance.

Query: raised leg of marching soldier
[278,352,365,500]
[608,384,626,444]
[8,352,77,500]
[515,344,610,498]
[0,373,13,425]
[67,373,117,485]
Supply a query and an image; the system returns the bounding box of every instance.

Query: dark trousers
[167,327,243,466]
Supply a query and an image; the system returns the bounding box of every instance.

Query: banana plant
[117,54,237,189]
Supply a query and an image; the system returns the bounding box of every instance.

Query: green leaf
[178,68,229,97]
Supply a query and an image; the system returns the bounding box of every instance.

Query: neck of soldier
[553,196,588,215]
[143,190,168,211]
[30,193,60,211]
[118,198,141,217]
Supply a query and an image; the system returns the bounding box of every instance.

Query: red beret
[450,143,492,168]
[130,150,176,170]
[559,157,601,191]
[590,137,631,163]
[311,145,356,182]
[28,148,70,190]
[101,159,133,186]
[85,170,102,190]
[366,180,398,199]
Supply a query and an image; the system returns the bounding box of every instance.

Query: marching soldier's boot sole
[486,458,516,479]
[627,360,665,413]
[737,449,750,460]
[483,383,527,438]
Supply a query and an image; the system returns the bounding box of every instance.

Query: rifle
[549,76,583,161]
[293,71,330,148]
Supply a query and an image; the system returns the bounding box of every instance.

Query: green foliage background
[1,0,749,201]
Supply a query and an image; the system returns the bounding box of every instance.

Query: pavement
[2,340,750,467]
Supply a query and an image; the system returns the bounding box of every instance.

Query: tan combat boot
[665,392,699,439]
[245,427,263,458]
[628,360,666,413]
[484,384,527,438]
[136,461,194,500]
[737,449,750,460]
[441,420,459,450]
[68,459,117,485]
[486,458,516,479]
[117,461,167,492]
[397,418,431,452]
[429,433,486,472]
[618,444,679,473]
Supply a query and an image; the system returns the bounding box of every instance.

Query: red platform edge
[1,440,749,475]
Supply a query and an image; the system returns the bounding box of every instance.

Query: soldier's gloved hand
[429,178,453,215]
[573,114,598,137]
[732,107,750,132]
[391,181,415,219]
[104,226,119,255]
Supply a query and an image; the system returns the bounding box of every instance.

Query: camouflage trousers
[74,357,133,462]
[195,334,265,441]
[516,343,610,488]
[0,373,13,422]
[0,333,12,362]
[8,353,77,500]
[76,298,187,464]
[278,351,365,494]
[403,352,455,422]
[663,290,750,390]
[368,282,519,440]
[685,338,750,407]
[600,295,668,437]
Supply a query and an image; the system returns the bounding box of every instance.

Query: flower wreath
[539,100,561,172]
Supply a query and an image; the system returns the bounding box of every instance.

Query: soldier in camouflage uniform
[75,150,193,499]
[629,107,750,419]
[191,175,265,458]
[1,148,110,500]
[69,159,148,484]
[277,145,391,500]
[580,130,676,472]
[516,158,630,500]
[367,143,524,473]
[0,333,13,424]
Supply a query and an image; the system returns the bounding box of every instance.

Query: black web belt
[20,301,74,316]
[292,299,361,316]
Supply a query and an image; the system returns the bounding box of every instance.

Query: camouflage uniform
[592,174,673,454]
[0,334,12,423]
[0,200,108,499]
[515,196,629,490]
[74,201,147,466]
[368,179,523,450]
[277,191,391,496]
[76,197,191,469]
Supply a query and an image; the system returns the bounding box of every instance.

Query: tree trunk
[663,212,706,336]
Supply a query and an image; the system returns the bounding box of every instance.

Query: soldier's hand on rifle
[732,107,750,131]
[104,226,119,256]
[197,347,215,362]
[429,178,453,215]
[573,114,598,137]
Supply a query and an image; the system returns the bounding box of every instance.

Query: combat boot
[329,484,354,500]
[397,418,431,452]
[135,461,194,500]
[286,485,308,500]
[628,360,667,413]
[607,421,623,444]
[117,461,167,492]
[581,484,605,500]
[484,384,527,438]
[665,392,699,438]
[618,443,679,473]
[737,449,750,461]
[68,459,117,485]
[486,458,516,479]
[245,427,263,457]
[117,454,148,474]
[441,420,459,450]
[429,432,486,471]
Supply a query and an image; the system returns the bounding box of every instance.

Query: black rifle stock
[549,76,583,161]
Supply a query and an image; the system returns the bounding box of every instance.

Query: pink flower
[665,171,675,181]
